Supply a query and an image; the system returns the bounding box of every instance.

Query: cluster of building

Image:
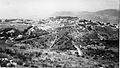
[0,16,119,42]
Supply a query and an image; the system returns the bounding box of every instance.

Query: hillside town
[0,16,119,68]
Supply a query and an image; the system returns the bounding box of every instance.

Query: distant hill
[95,9,120,17]
[53,11,75,16]
[52,9,120,24]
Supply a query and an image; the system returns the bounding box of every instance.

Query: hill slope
[52,9,120,24]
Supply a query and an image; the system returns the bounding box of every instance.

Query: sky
[0,0,119,19]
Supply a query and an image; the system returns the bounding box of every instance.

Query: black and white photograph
[0,0,119,68]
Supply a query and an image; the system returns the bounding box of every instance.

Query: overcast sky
[0,0,119,18]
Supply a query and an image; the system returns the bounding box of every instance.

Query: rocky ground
[0,40,118,68]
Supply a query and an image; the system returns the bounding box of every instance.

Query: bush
[5,48,15,55]
[20,46,26,49]
[0,53,9,58]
